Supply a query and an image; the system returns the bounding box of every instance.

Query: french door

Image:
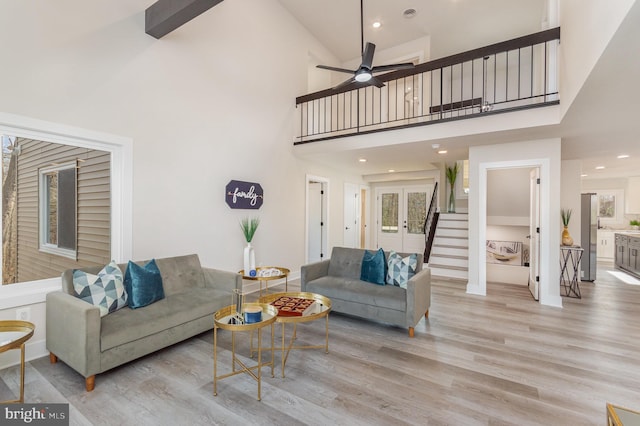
[376,185,433,253]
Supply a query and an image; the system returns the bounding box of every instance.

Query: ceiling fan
[316,0,415,90]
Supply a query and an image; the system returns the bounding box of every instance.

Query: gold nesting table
[213,303,277,401]
[0,320,35,403]
[238,266,290,297]
[258,292,331,378]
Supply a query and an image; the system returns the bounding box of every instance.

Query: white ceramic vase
[243,242,256,276]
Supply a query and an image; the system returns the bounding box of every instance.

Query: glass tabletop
[0,321,35,352]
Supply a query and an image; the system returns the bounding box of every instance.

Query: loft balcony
[295,28,560,145]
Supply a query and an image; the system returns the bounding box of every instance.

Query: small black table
[560,246,583,298]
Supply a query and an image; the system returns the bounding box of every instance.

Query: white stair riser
[436,228,468,238]
[437,220,469,230]
[430,267,469,279]
[438,213,468,221]
[429,256,468,268]
[431,246,469,256]
[433,236,468,246]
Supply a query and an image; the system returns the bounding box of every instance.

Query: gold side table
[258,292,331,378]
[239,266,290,296]
[213,303,277,401]
[607,403,640,425]
[0,320,35,403]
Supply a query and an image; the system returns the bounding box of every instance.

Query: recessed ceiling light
[618,154,630,159]
[358,158,367,163]
[431,143,440,149]
[438,150,448,154]
[388,169,395,173]
[595,166,605,170]
[403,8,417,19]
[372,21,381,29]
[581,174,588,177]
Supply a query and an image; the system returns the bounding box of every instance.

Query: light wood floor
[2,262,639,425]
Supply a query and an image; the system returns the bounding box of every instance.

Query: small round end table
[0,320,35,403]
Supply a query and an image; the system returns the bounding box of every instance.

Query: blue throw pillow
[360,248,387,285]
[386,251,418,288]
[124,259,165,309]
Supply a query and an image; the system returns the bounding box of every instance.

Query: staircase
[428,213,469,280]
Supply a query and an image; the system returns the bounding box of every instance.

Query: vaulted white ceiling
[280,0,640,180]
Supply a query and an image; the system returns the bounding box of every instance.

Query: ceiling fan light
[355,69,372,82]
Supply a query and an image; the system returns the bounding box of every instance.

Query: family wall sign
[225,180,264,209]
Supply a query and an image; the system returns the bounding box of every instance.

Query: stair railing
[423,182,439,263]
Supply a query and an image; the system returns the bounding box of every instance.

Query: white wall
[0,0,361,366]
[559,0,636,118]
[468,138,562,307]
[561,159,582,244]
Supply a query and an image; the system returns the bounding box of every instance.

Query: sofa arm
[405,267,431,328]
[202,267,242,293]
[46,291,102,378]
[301,259,330,291]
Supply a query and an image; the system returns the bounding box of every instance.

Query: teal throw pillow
[386,251,418,288]
[360,248,387,285]
[73,261,128,317]
[124,259,165,309]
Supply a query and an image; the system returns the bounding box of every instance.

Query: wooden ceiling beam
[145,0,224,39]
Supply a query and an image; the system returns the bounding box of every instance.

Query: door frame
[374,184,432,252]
[305,175,329,264]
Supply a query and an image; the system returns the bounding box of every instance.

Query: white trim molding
[0,111,133,309]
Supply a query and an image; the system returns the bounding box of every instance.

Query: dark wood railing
[295,27,560,144]
[423,182,439,263]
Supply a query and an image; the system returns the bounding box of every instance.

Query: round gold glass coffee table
[213,303,278,401]
[0,320,35,403]
[258,292,331,378]
[238,266,290,296]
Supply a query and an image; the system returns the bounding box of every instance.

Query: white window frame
[596,189,624,226]
[38,161,78,260]
[456,159,469,199]
[0,112,133,309]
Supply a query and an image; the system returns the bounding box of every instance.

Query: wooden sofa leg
[85,375,96,392]
[408,327,415,338]
[49,352,58,364]
[425,309,429,319]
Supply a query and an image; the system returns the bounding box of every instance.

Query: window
[596,189,624,226]
[456,159,469,198]
[39,162,77,259]
[381,193,399,232]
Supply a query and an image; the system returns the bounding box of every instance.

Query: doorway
[375,184,433,253]
[306,175,329,263]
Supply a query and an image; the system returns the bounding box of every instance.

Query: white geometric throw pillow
[73,261,128,317]
[386,251,418,288]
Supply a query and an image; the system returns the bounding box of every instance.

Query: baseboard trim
[0,338,47,369]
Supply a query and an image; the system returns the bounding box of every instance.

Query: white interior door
[376,185,432,253]
[308,182,325,262]
[344,183,360,248]
[528,168,540,301]
[377,187,402,250]
[306,176,328,263]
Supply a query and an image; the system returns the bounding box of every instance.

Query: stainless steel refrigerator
[580,193,597,281]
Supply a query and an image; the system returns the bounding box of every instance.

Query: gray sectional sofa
[46,254,241,391]
[301,247,431,337]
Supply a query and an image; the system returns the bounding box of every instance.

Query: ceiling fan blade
[371,63,416,73]
[333,76,357,90]
[370,76,385,88]
[317,64,356,74]
[362,42,376,69]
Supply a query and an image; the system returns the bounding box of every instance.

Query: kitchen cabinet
[615,233,640,277]
[625,177,640,214]
[615,233,628,270]
[597,230,615,260]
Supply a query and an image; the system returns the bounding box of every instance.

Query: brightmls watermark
[1,404,69,425]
